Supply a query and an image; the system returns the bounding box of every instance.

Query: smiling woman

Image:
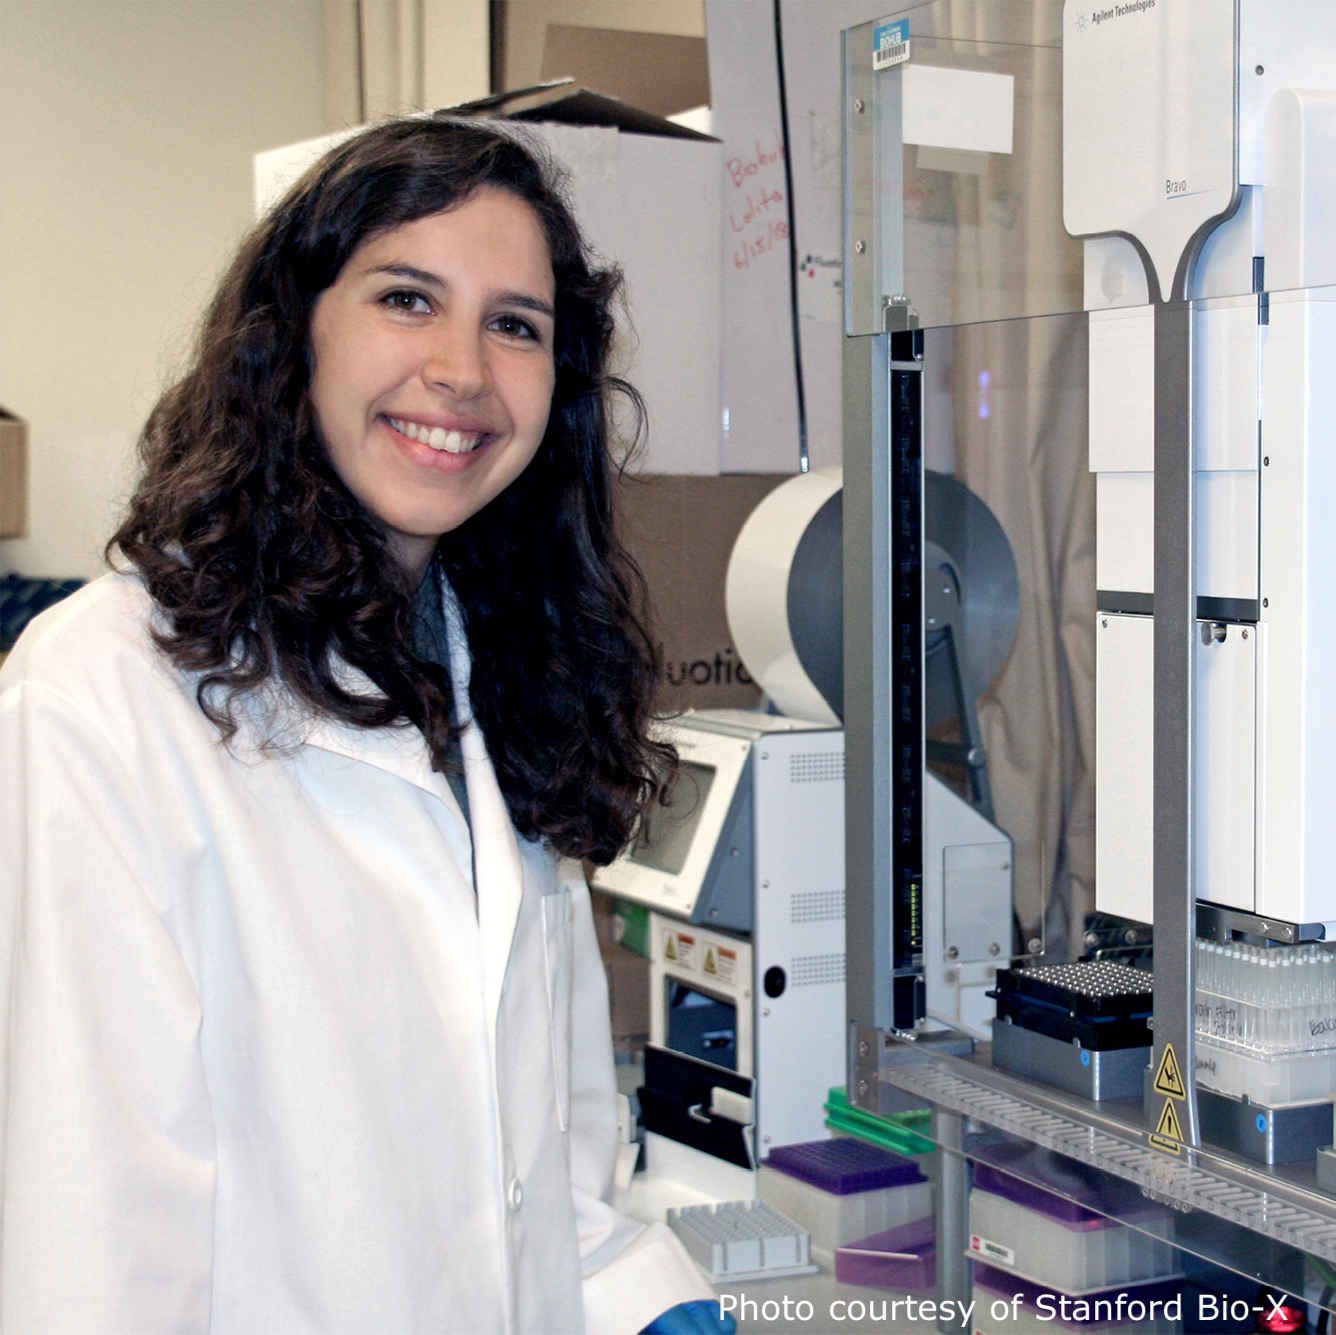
[0,118,723,1335]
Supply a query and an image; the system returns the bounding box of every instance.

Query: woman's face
[309,187,557,580]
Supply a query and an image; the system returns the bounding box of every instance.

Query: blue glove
[638,1299,737,1335]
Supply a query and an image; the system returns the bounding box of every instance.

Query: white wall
[0,0,327,579]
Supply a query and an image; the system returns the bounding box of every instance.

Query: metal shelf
[884,1051,1336,1264]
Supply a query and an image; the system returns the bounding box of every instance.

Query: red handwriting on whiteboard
[725,134,786,189]
[726,131,789,268]
[728,186,784,232]
[733,219,790,270]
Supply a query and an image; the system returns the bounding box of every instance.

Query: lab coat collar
[297,684,453,805]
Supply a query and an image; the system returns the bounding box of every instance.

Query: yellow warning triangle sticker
[704,947,717,975]
[1156,1098,1183,1139]
[1148,1098,1184,1155]
[664,935,677,962]
[1153,1044,1186,1100]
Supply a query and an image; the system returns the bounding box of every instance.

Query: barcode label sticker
[969,1234,1015,1267]
[873,20,910,70]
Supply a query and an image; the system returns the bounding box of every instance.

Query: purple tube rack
[764,1138,926,1195]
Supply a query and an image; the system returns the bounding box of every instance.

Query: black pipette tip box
[993,960,1153,1052]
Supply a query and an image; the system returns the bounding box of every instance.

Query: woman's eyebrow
[498,292,556,319]
[368,262,444,288]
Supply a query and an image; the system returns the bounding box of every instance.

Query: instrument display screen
[627,760,715,876]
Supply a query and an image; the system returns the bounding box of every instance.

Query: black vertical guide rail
[890,328,925,1030]
[772,0,809,472]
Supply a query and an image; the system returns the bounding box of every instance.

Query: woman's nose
[421,326,490,401]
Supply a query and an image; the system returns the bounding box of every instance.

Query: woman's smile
[385,416,485,454]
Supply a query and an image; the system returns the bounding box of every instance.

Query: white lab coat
[0,572,711,1335]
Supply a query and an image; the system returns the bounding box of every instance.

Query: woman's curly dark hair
[110,116,673,865]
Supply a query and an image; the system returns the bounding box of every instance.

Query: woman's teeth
[388,418,481,454]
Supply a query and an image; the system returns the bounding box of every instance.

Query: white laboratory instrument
[836,0,1336,1214]
[595,709,847,1169]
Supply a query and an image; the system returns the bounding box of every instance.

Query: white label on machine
[970,1234,1015,1267]
[703,944,739,986]
[902,65,1015,156]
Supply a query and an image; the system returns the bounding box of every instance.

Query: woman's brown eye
[492,315,536,339]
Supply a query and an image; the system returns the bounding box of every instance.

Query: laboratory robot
[841,0,1336,1175]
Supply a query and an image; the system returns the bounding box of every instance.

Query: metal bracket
[883,294,920,332]
[1195,901,1330,945]
[850,1023,975,1115]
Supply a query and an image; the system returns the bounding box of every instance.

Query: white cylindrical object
[725,468,842,725]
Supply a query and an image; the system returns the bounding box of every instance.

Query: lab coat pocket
[541,888,574,1132]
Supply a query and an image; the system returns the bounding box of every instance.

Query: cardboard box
[601,939,650,1059]
[538,26,709,120]
[0,407,27,538]
[590,887,619,948]
[616,472,790,713]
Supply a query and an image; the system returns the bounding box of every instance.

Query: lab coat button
[508,1177,523,1212]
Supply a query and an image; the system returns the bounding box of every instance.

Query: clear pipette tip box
[1194,1043,1336,1106]
[666,1199,819,1283]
